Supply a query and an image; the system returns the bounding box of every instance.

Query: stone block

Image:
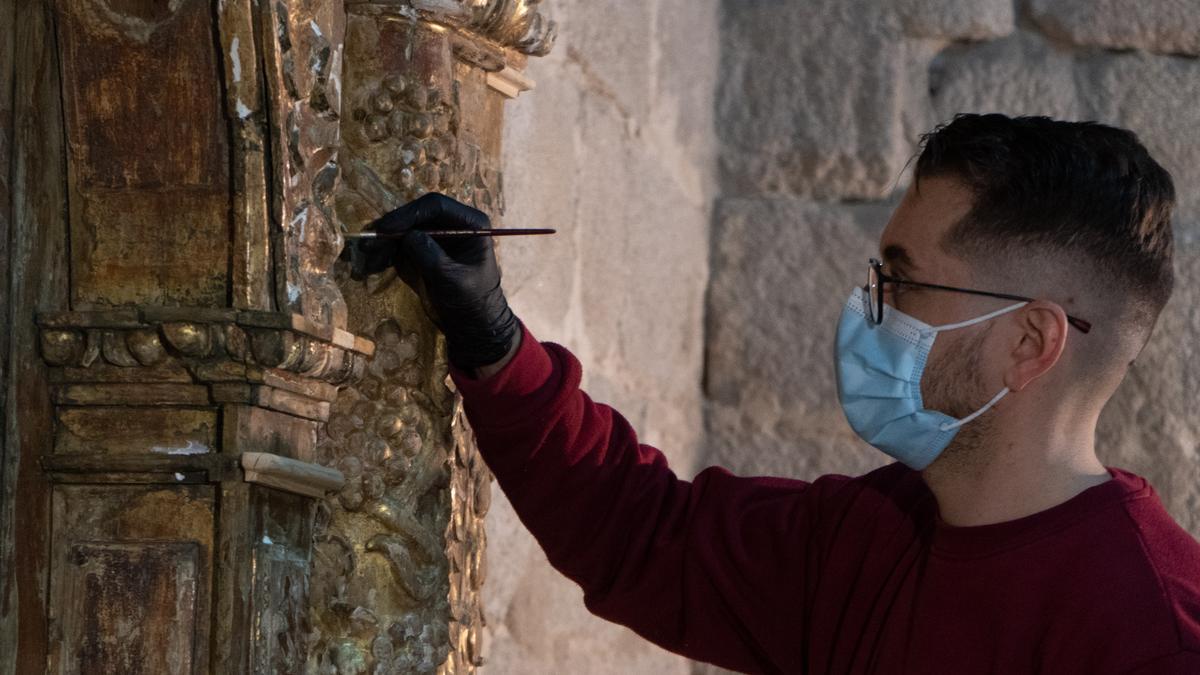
[1096,243,1200,537]
[1029,0,1200,57]
[718,0,911,200]
[492,1,719,671]
[561,0,657,122]
[484,490,695,673]
[500,59,587,332]
[704,197,894,478]
[895,0,1015,41]
[1077,50,1200,229]
[929,30,1083,123]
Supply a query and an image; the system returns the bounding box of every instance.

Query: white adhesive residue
[174,472,186,481]
[309,19,323,38]
[236,100,252,119]
[331,47,343,104]
[291,205,309,234]
[230,36,242,83]
[262,535,274,545]
[152,440,208,456]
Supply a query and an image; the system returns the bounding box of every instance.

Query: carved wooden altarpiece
[0,1,553,673]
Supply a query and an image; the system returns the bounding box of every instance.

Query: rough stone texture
[717,0,1024,202]
[929,29,1084,122]
[485,0,1200,671]
[929,31,1200,228]
[718,0,909,200]
[486,0,719,671]
[896,0,1014,41]
[1077,50,1200,231]
[709,4,1200,557]
[1096,243,1200,535]
[704,198,893,479]
[1029,0,1200,57]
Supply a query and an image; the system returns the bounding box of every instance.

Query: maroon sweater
[448,321,1200,674]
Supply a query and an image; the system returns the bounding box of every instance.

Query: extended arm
[450,319,834,672]
[357,193,840,671]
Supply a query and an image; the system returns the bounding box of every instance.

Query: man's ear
[1005,300,1069,392]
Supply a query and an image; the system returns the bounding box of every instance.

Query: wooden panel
[72,191,230,306]
[250,487,312,670]
[49,484,214,674]
[223,405,320,462]
[3,0,73,669]
[55,0,231,307]
[52,383,210,406]
[250,543,310,673]
[54,407,217,455]
[0,0,15,667]
[60,542,199,674]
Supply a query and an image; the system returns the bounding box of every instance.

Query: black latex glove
[348,193,519,372]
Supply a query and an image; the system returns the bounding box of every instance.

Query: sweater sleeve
[449,320,837,673]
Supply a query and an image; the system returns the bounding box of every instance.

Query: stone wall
[485,0,720,672]
[708,0,1200,559]
[486,0,1200,672]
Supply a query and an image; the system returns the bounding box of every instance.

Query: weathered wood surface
[57,0,232,309]
[0,0,15,666]
[2,1,71,671]
[304,7,535,667]
[1,1,552,672]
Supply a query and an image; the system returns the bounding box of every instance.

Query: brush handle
[345,228,556,238]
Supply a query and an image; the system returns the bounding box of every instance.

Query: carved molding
[486,65,535,99]
[37,308,375,388]
[309,320,461,673]
[261,0,350,328]
[349,0,557,57]
[242,452,345,498]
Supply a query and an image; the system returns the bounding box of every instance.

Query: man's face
[877,176,1011,425]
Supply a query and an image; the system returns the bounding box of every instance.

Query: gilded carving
[9,0,550,669]
[307,320,489,673]
[310,320,457,673]
[387,0,558,57]
[37,310,372,387]
[305,7,522,669]
[262,0,350,330]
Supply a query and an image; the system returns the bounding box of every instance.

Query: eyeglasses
[866,258,1093,333]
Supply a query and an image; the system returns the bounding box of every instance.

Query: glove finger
[420,194,491,259]
[370,192,491,259]
[397,227,451,279]
[370,192,487,232]
[393,251,422,293]
[345,238,398,280]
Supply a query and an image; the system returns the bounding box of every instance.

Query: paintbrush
[345,228,556,238]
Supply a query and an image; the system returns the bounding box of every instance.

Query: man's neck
[921,427,1111,527]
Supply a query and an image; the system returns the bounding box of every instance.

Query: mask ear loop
[939,387,1010,432]
[930,302,1026,432]
[927,302,1027,333]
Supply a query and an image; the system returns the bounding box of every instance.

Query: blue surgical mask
[834,287,1026,470]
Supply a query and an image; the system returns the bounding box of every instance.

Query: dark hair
[915,113,1176,342]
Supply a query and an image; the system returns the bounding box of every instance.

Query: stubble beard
[922,326,997,477]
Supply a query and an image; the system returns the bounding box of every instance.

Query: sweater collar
[928,467,1150,559]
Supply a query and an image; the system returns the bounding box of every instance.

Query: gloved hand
[349,192,520,372]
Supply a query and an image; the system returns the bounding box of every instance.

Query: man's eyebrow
[882,244,919,272]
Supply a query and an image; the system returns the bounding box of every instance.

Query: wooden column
[313,2,554,673]
[0,0,553,673]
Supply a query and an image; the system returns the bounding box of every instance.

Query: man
[354,114,1200,673]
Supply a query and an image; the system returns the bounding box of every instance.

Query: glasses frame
[867,258,1092,334]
